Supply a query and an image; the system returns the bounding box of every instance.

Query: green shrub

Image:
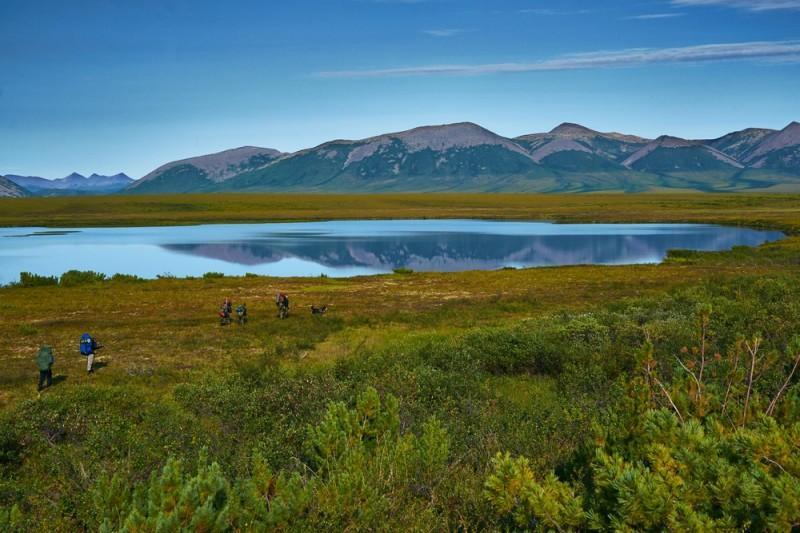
[0,504,24,532]
[17,324,38,337]
[88,388,454,531]
[59,270,106,287]
[203,272,225,279]
[392,267,414,274]
[485,308,800,531]
[18,271,58,287]
[110,273,145,283]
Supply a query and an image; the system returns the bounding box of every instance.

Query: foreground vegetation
[2,194,800,530]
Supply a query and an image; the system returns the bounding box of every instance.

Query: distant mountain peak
[338,121,533,167]
[550,122,596,135]
[653,135,694,147]
[624,135,743,169]
[517,123,649,145]
[65,172,87,180]
[369,121,501,143]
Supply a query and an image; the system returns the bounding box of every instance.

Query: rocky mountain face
[513,123,649,172]
[706,128,776,162]
[127,146,285,193]
[741,122,800,172]
[622,136,744,172]
[0,176,31,198]
[221,123,550,193]
[6,172,134,195]
[11,121,798,195]
[125,120,800,193]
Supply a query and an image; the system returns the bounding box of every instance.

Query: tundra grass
[2,192,800,232]
[2,194,800,529]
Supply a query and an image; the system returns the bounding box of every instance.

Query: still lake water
[0,220,785,284]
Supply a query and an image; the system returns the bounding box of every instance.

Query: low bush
[59,270,106,287]
[18,271,58,287]
[110,273,144,283]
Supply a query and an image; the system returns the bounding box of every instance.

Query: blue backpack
[80,333,94,356]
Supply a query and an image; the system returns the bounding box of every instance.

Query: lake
[0,220,785,284]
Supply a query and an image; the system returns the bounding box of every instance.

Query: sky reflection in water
[0,220,785,284]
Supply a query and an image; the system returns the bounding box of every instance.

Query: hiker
[276,292,289,319]
[36,345,55,391]
[311,304,328,315]
[219,304,231,326]
[80,332,101,373]
[224,297,233,316]
[236,303,248,325]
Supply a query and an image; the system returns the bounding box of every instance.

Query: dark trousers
[38,369,52,390]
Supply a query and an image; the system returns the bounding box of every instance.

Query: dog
[310,305,328,315]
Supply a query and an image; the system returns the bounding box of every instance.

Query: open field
[2,192,800,232]
[2,194,800,530]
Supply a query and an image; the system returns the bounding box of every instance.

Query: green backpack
[36,346,54,371]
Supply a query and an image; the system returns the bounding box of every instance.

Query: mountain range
[5,172,133,196]
[3,121,799,198]
[126,121,800,194]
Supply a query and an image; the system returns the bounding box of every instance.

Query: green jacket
[36,346,54,371]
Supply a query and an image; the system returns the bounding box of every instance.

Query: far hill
[127,146,285,194]
[114,120,800,194]
[622,136,743,172]
[514,123,649,172]
[0,176,31,198]
[742,121,800,172]
[706,127,776,162]
[7,172,134,195]
[221,123,548,193]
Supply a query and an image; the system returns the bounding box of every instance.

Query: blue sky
[1,0,799,178]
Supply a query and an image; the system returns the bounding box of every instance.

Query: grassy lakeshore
[2,194,800,530]
[2,192,800,231]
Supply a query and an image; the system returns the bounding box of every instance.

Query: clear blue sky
[1,0,799,178]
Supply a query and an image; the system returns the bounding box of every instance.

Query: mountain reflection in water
[161,222,779,272]
[0,220,785,283]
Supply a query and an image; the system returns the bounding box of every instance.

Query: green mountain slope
[515,123,648,169]
[223,123,547,192]
[123,121,800,194]
[128,146,284,194]
[623,136,743,173]
[707,127,776,161]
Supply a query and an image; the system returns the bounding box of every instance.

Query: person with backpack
[236,303,248,325]
[35,346,55,391]
[276,292,289,319]
[80,333,101,373]
[219,304,231,326]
